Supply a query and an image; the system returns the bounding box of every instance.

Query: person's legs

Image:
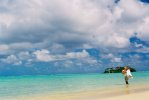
[125,76,129,85]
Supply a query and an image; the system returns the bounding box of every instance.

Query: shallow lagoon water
[0,71,149,98]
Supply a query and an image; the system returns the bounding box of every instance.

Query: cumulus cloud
[65,50,89,59]
[33,49,54,62]
[137,17,149,41]
[33,49,90,62]
[0,0,149,73]
[0,0,148,51]
[18,51,31,60]
[1,55,22,65]
[63,60,74,68]
[100,53,122,63]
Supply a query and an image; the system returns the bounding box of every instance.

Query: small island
[104,66,136,73]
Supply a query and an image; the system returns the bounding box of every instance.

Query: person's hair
[124,66,129,69]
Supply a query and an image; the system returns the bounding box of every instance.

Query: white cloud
[0,0,149,51]
[33,49,90,62]
[50,43,66,53]
[18,51,30,60]
[101,53,123,63]
[104,34,130,48]
[137,17,149,41]
[33,49,54,62]
[119,0,146,21]
[111,57,122,63]
[66,50,89,59]
[86,58,98,65]
[0,0,148,71]
[63,60,74,68]
[1,55,22,65]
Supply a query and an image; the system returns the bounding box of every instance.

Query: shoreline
[3,83,148,100]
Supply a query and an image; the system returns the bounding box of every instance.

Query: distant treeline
[104,66,136,73]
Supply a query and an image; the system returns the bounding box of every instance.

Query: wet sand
[8,84,149,100]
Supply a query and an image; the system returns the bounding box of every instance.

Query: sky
[0,0,149,75]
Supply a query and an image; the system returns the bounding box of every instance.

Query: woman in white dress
[122,66,133,85]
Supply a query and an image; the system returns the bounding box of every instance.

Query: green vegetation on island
[104,66,136,73]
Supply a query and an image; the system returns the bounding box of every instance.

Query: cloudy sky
[0,0,149,75]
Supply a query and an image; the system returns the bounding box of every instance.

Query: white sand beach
[10,84,149,100]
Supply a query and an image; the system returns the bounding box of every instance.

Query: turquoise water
[0,71,149,98]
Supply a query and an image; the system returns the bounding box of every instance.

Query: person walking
[122,66,133,85]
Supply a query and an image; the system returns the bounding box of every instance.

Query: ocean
[0,71,149,99]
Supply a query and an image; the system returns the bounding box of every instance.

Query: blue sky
[0,0,149,75]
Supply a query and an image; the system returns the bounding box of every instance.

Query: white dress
[126,69,133,78]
